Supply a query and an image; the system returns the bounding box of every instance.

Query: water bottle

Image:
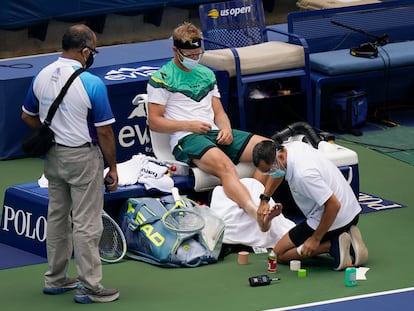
[345,264,357,287]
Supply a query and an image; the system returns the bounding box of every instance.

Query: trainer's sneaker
[330,232,352,271]
[349,225,369,266]
[74,287,119,304]
[43,278,81,295]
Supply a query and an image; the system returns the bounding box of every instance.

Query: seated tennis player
[146,22,270,220]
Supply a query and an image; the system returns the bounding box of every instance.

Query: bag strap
[44,67,85,125]
[345,94,353,130]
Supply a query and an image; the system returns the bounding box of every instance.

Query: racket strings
[163,209,205,233]
[100,217,124,259]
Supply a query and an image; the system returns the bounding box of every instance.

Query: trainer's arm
[257,176,284,231]
[302,194,340,255]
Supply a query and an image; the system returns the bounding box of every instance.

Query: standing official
[22,24,119,304]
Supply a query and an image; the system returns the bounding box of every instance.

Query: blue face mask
[269,169,286,179]
[264,154,286,179]
[181,56,200,70]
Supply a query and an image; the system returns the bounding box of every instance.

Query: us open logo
[207,5,252,19]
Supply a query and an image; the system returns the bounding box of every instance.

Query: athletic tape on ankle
[296,245,303,256]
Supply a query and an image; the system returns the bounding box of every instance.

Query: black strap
[345,93,353,130]
[44,68,85,125]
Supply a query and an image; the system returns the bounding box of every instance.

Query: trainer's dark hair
[252,140,283,167]
[62,25,94,51]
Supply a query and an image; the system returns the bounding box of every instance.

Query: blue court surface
[264,287,414,310]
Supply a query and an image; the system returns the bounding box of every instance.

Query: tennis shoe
[330,232,352,271]
[348,225,369,266]
[43,278,81,295]
[74,287,119,304]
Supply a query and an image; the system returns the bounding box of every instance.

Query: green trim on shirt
[148,60,216,102]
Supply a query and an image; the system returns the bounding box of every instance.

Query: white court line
[263,287,414,311]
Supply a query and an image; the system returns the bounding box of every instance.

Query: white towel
[40,153,174,193]
[104,154,147,186]
[138,174,174,193]
[210,178,295,248]
[140,160,168,179]
[103,153,174,192]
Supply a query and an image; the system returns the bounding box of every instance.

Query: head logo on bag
[119,195,225,267]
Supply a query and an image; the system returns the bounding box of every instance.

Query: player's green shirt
[148,60,216,102]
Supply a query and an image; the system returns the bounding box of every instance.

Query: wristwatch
[259,193,271,202]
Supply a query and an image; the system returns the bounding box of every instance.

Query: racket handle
[104,176,114,193]
[171,187,180,202]
[104,176,114,185]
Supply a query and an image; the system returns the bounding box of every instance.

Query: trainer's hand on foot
[258,203,283,232]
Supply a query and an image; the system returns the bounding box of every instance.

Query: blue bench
[288,0,414,128]
[0,177,194,258]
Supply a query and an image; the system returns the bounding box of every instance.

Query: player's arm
[148,102,211,134]
[212,96,232,145]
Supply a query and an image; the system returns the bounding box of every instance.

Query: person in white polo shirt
[22,24,119,303]
[252,140,368,271]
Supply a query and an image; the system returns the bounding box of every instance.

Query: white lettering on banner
[1,205,47,242]
[117,92,151,149]
[104,66,160,81]
[359,193,403,211]
[220,5,252,17]
[118,125,149,148]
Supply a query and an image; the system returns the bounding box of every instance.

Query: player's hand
[216,127,233,145]
[189,121,211,134]
[268,202,282,217]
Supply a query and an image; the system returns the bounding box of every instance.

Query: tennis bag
[119,195,225,267]
[329,89,368,135]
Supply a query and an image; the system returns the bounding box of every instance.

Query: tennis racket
[99,210,127,263]
[161,187,205,234]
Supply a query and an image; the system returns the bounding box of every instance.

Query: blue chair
[199,0,313,130]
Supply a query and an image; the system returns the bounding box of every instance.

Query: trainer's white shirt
[22,57,115,147]
[284,141,361,230]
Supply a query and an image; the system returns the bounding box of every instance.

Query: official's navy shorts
[289,215,359,246]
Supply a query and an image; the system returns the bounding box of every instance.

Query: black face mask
[84,53,94,69]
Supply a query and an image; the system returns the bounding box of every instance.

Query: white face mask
[181,56,200,70]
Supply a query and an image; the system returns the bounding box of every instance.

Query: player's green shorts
[172,129,253,166]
